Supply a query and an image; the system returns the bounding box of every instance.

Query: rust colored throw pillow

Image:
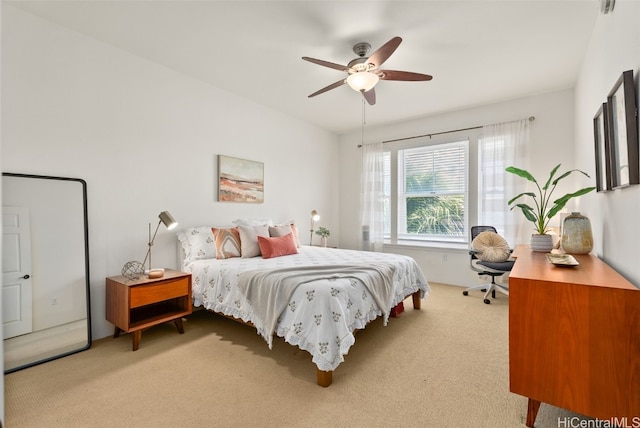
[290,224,301,247]
[212,227,241,259]
[257,233,299,259]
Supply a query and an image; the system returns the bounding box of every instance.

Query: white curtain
[479,119,530,246]
[360,142,384,252]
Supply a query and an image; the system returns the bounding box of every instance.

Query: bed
[178,223,429,386]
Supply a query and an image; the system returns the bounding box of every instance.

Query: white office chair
[462,226,513,304]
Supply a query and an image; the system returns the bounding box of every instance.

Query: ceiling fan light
[346,71,379,92]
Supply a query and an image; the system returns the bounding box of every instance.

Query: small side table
[105,269,192,351]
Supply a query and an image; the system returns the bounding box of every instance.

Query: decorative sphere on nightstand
[121,261,144,280]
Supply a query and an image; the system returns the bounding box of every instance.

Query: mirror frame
[3,172,91,373]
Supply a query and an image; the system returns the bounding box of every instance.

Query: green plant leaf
[547,202,567,219]
[505,166,537,183]
[553,187,596,205]
[511,203,537,223]
[552,169,591,186]
[315,227,331,237]
[507,192,536,206]
[542,164,561,190]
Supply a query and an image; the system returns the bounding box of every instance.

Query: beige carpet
[5,283,593,428]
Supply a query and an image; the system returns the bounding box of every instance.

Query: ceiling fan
[302,36,433,105]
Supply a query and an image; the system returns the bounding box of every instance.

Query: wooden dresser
[509,245,640,426]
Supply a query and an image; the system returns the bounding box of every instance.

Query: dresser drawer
[130,278,189,308]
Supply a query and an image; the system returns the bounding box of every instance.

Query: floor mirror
[2,172,91,373]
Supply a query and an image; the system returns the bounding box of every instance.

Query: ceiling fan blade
[302,56,349,72]
[308,79,347,98]
[379,70,433,81]
[362,88,376,106]
[367,36,402,69]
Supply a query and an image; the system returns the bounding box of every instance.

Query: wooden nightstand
[105,269,192,351]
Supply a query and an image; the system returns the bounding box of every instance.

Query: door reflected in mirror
[2,173,91,373]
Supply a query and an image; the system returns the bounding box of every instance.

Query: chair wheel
[462,291,468,296]
[481,288,487,292]
[483,299,491,304]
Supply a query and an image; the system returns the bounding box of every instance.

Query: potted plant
[506,164,595,251]
[315,227,331,247]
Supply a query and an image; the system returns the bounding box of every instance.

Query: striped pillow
[212,227,241,259]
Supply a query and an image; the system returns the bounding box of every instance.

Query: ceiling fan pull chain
[361,97,366,146]
[363,97,366,126]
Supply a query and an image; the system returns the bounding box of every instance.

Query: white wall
[1,5,340,341]
[338,89,577,287]
[574,1,640,286]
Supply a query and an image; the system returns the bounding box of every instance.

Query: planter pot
[321,237,327,247]
[561,212,593,254]
[530,234,554,252]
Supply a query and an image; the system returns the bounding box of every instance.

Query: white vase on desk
[530,234,554,252]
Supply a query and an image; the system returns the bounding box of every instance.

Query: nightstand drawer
[130,278,189,308]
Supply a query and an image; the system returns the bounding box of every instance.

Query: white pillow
[177,227,217,261]
[269,222,301,248]
[471,231,511,262]
[232,218,273,227]
[238,224,270,258]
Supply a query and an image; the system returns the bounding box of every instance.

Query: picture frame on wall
[606,70,639,188]
[218,155,264,203]
[593,103,612,192]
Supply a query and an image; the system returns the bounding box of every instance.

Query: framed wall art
[606,70,639,188]
[218,155,264,203]
[593,103,612,192]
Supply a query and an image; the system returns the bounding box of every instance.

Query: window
[384,140,469,244]
[378,119,527,248]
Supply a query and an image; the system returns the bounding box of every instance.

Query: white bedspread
[183,246,430,372]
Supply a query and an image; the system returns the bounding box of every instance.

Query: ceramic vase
[561,212,593,254]
[530,234,554,252]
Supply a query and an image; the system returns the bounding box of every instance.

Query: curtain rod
[357,116,535,148]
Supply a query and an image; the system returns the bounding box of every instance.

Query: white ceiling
[8,1,600,134]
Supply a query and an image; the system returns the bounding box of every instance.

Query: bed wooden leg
[316,369,333,387]
[412,291,421,310]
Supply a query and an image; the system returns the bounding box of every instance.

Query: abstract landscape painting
[218,155,264,203]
